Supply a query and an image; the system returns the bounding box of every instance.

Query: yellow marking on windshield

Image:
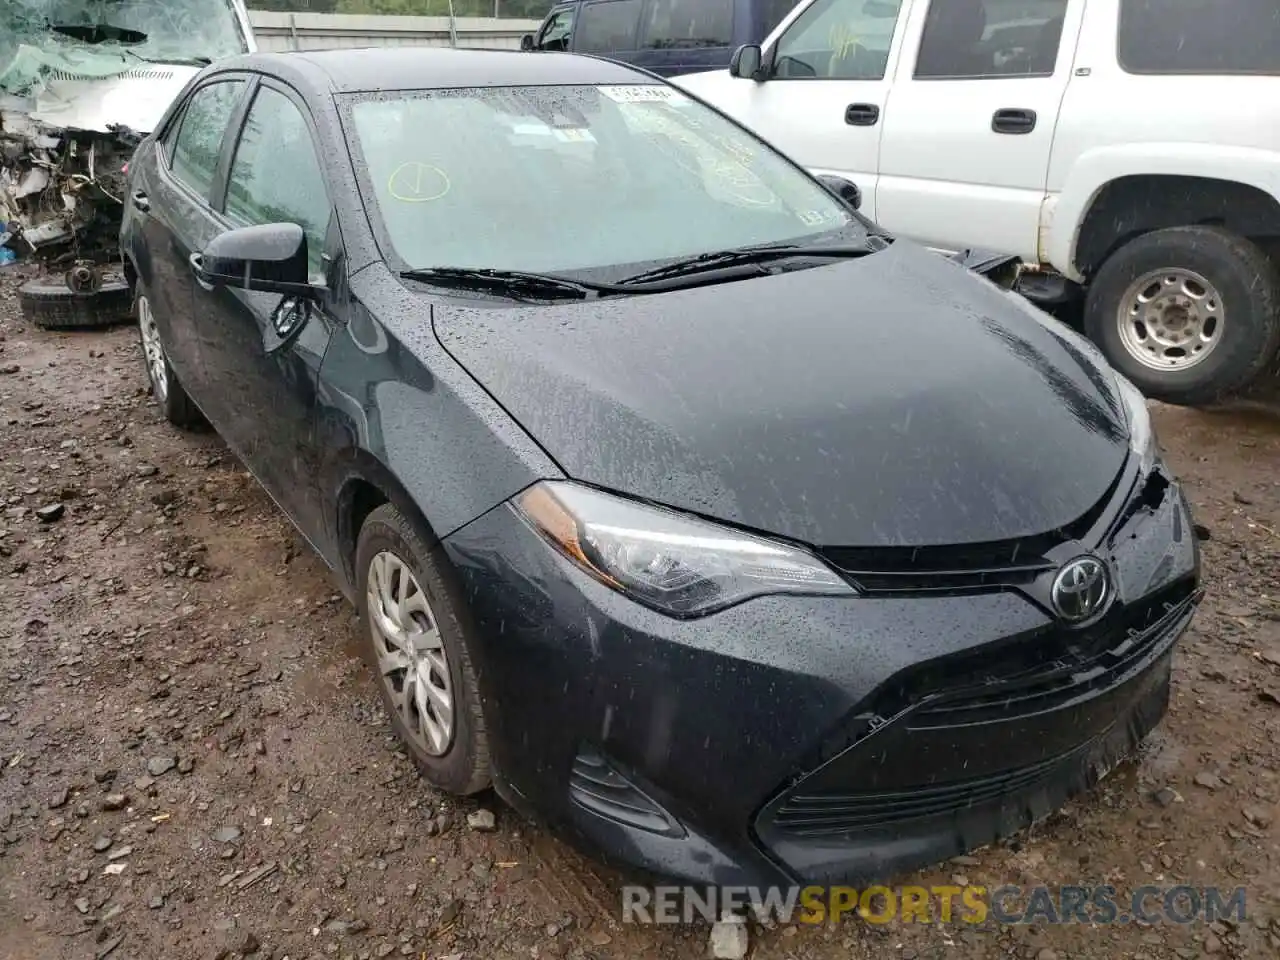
[387,162,451,203]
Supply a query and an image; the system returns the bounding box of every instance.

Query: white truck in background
[1,0,256,327]
[675,0,1280,407]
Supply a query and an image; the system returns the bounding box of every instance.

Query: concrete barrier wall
[247,10,542,51]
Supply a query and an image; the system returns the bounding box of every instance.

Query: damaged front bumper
[1,94,141,291]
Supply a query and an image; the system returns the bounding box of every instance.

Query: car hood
[26,67,201,133]
[431,242,1130,548]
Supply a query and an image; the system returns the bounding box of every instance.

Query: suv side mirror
[521,33,535,51]
[192,222,320,298]
[817,174,862,211]
[729,44,764,80]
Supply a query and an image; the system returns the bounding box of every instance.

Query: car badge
[1050,555,1111,624]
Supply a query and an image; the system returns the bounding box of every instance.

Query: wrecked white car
[0,0,255,327]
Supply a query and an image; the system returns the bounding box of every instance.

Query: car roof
[213,47,657,93]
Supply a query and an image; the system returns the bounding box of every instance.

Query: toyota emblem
[1050,556,1111,623]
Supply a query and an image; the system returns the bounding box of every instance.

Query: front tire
[356,503,491,796]
[1084,226,1280,406]
[136,282,202,428]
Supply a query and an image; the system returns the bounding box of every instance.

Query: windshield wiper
[618,241,882,285]
[400,267,628,301]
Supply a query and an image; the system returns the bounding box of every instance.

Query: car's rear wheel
[136,282,202,428]
[1084,226,1280,406]
[355,503,491,796]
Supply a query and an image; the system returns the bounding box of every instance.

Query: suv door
[632,0,737,75]
[875,0,1084,261]
[192,80,340,550]
[533,4,576,50]
[141,77,250,399]
[571,0,645,62]
[676,0,910,221]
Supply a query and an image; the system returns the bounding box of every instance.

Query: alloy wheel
[137,294,169,402]
[1115,267,1224,371]
[366,550,455,756]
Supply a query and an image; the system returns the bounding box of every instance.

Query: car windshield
[0,0,247,74]
[344,84,863,276]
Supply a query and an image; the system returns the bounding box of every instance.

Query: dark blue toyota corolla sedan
[120,47,1202,887]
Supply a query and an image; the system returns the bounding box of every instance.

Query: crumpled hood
[432,242,1130,548]
[26,67,200,133]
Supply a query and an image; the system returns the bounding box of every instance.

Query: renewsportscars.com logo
[622,884,1248,926]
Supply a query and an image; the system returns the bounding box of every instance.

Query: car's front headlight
[1113,373,1159,475]
[514,481,855,618]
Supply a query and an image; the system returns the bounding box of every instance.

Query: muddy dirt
[2,267,1280,960]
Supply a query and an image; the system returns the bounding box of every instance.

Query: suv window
[760,0,800,36]
[576,0,643,52]
[639,0,734,48]
[224,86,331,281]
[772,0,903,80]
[915,0,1069,79]
[1118,0,1280,76]
[535,6,574,51]
[168,80,245,201]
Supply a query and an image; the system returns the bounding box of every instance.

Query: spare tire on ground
[19,276,133,330]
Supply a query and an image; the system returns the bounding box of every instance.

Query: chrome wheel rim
[366,551,454,756]
[138,295,169,402]
[1116,267,1224,372]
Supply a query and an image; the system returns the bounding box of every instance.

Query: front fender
[1050,143,1280,281]
[313,285,564,594]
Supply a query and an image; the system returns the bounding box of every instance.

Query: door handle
[992,108,1037,134]
[131,190,150,212]
[189,252,215,292]
[844,103,880,126]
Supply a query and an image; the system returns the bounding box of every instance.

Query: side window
[575,0,644,53]
[771,0,904,80]
[639,0,735,49]
[168,80,246,201]
[224,87,331,281]
[1118,0,1280,76]
[536,7,575,50]
[915,0,1070,80]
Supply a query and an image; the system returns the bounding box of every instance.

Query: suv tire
[1084,226,1280,406]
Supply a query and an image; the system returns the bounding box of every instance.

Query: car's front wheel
[135,281,201,428]
[1084,226,1280,406]
[355,503,491,796]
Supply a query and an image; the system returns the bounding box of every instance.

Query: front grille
[771,741,1085,835]
[910,582,1198,727]
[821,538,1057,593]
[47,68,176,82]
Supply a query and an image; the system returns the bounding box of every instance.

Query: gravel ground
[2,267,1280,960]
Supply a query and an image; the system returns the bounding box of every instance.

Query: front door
[533,4,576,50]
[874,0,1083,261]
[678,0,909,222]
[191,81,339,550]
[142,77,249,396]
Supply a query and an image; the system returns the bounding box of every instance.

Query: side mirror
[521,33,535,51]
[192,222,319,297]
[817,174,861,211]
[728,44,764,80]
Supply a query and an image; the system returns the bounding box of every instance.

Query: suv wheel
[1084,226,1280,406]
[355,503,491,796]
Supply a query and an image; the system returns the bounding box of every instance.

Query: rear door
[141,77,250,398]
[874,0,1083,261]
[632,0,738,75]
[571,0,645,64]
[192,80,340,548]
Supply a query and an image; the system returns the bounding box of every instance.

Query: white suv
[674,0,1280,406]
